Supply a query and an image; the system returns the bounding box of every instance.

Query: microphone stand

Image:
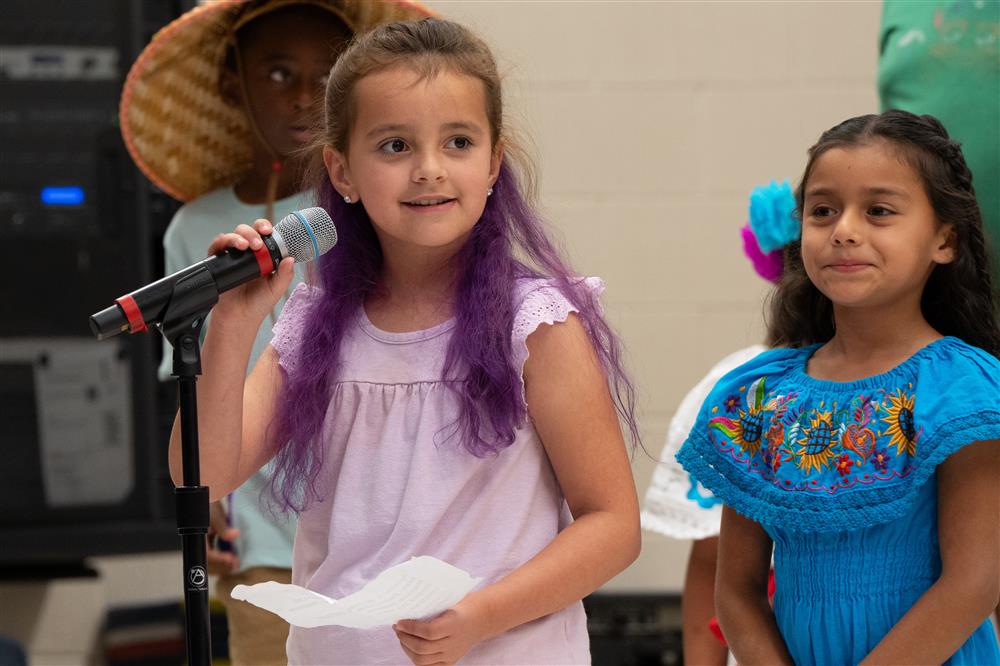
[89,208,333,663]
[159,265,223,666]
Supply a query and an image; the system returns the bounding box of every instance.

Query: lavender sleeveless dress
[270,278,604,665]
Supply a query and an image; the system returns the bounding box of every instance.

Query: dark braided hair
[766,109,1000,357]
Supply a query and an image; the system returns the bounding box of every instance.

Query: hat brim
[120,0,432,202]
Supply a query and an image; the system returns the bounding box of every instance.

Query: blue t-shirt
[678,337,1000,664]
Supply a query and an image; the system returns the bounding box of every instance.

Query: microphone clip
[161,266,219,377]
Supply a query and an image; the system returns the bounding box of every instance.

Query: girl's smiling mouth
[403,196,457,209]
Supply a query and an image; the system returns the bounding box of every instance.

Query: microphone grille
[274,207,338,263]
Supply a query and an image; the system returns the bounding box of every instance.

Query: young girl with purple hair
[169,17,641,665]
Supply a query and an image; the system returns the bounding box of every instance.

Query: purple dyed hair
[268,18,639,513]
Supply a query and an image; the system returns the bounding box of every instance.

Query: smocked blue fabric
[677,337,1000,664]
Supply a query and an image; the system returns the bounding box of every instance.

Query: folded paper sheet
[230,556,482,629]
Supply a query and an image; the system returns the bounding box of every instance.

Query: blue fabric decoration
[748,179,799,253]
[686,473,722,509]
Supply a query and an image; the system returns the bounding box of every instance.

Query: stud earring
[343,195,352,203]
[486,187,493,197]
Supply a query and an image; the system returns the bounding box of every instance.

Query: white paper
[0,338,133,507]
[231,556,482,629]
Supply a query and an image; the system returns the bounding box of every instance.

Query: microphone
[89,207,337,340]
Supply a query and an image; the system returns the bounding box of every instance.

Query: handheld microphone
[89,207,337,340]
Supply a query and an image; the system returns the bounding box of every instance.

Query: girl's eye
[379,139,408,154]
[811,205,836,219]
[269,67,291,84]
[446,136,471,150]
[868,205,893,217]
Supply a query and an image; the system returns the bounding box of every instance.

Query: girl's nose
[293,85,313,111]
[412,151,447,183]
[831,210,863,246]
[293,77,321,111]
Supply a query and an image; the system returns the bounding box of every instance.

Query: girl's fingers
[207,232,247,255]
[395,619,448,641]
[396,641,446,666]
[252,218,272,235]
[233,223,264,250]
[207,221,273,256]
[270,257,296,295]
[394,630,440,655]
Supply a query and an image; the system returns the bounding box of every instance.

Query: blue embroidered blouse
[677,336,1000,665]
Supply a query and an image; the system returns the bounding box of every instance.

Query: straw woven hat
[120,0,432,202]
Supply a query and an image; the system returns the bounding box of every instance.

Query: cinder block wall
[0,2,881,662]
[434,0,880,591]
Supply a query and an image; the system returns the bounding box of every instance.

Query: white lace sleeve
[270,283,318,376]
[511,277,605,406]
[641,345,767,539]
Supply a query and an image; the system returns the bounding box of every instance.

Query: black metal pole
[161,267,220,666]
[175,369,211,666]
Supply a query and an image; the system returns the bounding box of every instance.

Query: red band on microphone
[253,245,274,277]
[115,295,148,333]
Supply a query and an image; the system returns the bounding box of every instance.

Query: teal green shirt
[878,0,1000,278]
[160,186,314,571]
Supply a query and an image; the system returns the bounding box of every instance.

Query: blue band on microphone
[292,210,320,260]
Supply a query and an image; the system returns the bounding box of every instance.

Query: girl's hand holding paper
[230,556,481,630]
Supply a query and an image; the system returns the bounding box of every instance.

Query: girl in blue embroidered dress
[678,110,1000,665]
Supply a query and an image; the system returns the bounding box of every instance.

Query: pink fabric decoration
[742,224,783,283]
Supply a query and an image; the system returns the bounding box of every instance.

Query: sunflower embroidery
[709,377,768,456]
[794,410,841,474]
[882,389,918,456]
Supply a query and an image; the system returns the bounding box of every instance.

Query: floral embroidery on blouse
[677,338,1000,532]
[883,389,918,456]
[705,377,922,494]
[707,377,769,456]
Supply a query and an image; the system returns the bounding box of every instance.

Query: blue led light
[41,186,85,206]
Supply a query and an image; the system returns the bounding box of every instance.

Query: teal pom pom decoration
[749,180,799,253]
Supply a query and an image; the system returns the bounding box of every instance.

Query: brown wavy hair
[766,109,1000,357]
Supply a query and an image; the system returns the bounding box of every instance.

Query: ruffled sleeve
[676,338,1000,533]
[907,340,1000,477]
[511,277,605,406]
[270,282,320,376]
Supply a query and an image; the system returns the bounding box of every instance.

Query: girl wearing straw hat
[120,2,430,663]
